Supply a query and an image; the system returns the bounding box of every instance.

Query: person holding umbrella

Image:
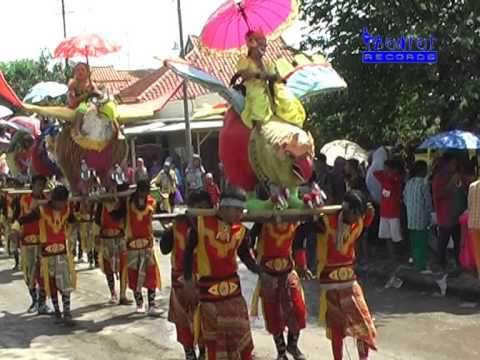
[235,30,306,129]
[67,63,97,109]
[53,33,120,109]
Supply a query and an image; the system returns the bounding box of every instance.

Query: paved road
[0,248,479,360]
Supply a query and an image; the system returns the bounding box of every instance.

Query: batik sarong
[251,270,306,336]
[321,281,377,351]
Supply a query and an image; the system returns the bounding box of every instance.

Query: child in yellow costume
[236,30,306,129]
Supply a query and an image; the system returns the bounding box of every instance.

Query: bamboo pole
[153,205,342,223]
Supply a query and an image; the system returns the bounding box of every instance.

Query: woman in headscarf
[185,154,205,195]
[134,158,149,183]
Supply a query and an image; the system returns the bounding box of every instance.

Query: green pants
[409,229,428,270]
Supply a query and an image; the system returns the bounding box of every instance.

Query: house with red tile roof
[90,66,143,95]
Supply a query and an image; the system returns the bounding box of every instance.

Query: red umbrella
[54,33,121,64]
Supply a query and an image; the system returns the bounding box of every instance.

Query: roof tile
[91,66,139,95]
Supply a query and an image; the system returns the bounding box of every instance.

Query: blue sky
[0,0,305,69]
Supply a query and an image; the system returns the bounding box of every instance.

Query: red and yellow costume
[37,205,77,298]
[18,194,43,288]
[165,220,199,348]
[96,202,127,294]
[5,193,18,254]
[316,211,377,359]
[194,216,253,360]
[75,203,95,255]
[123,195,161,292]
[250,223,307,336]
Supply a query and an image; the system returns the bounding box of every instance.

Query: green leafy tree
[0,49,70,100]
[300,0,480,149]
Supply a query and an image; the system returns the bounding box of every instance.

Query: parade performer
[2,180,21,270]
[183,187,262,360]
[18,185,77,325]
[11,175,51,314]
[249,220,311,360]
[110,180,162,316]
[302,190,377,360]
[235,30,306,129]
[67,63,96,109]
[95,183,131,305]
[160,190,212,360]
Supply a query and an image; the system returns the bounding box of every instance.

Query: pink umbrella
[8,116,41,138]
[200,0,299,53]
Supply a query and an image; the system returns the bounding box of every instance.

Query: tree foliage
[0,50,69,100]
[300,0,480,149]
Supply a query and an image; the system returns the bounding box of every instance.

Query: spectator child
[204,173,221,208]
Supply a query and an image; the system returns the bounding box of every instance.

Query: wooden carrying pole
[153,205,342,223]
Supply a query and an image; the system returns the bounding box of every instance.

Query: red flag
[0,72,22,109]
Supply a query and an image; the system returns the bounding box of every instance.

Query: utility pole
[61,0,67,38]
[177,0,193,164]
[61,0,68,68]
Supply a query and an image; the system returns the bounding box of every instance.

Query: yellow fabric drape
[153,246,162,290]
[193,304,201,346]
[20,246,28,284]
[41,258,51,298]
[471,229,480,275]
[250,278,262,317]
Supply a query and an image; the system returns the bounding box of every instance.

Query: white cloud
[0,0,303,69]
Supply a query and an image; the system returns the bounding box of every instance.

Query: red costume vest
[125,195,156,250]
[38,205,70,257]
[196,216,246,279]
[196,216,246,301]
[316,211,373,285]
[256,223,298,274]
[172,220,193,272]
[20,194,41,245]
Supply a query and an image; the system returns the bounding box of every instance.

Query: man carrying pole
[109,180,163,316]
[11,175,52,314]
[18,185,78,325]
[249,220,311,360]
[95,182,132,305]
[160,190,212,360]
[183,187,261,360]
